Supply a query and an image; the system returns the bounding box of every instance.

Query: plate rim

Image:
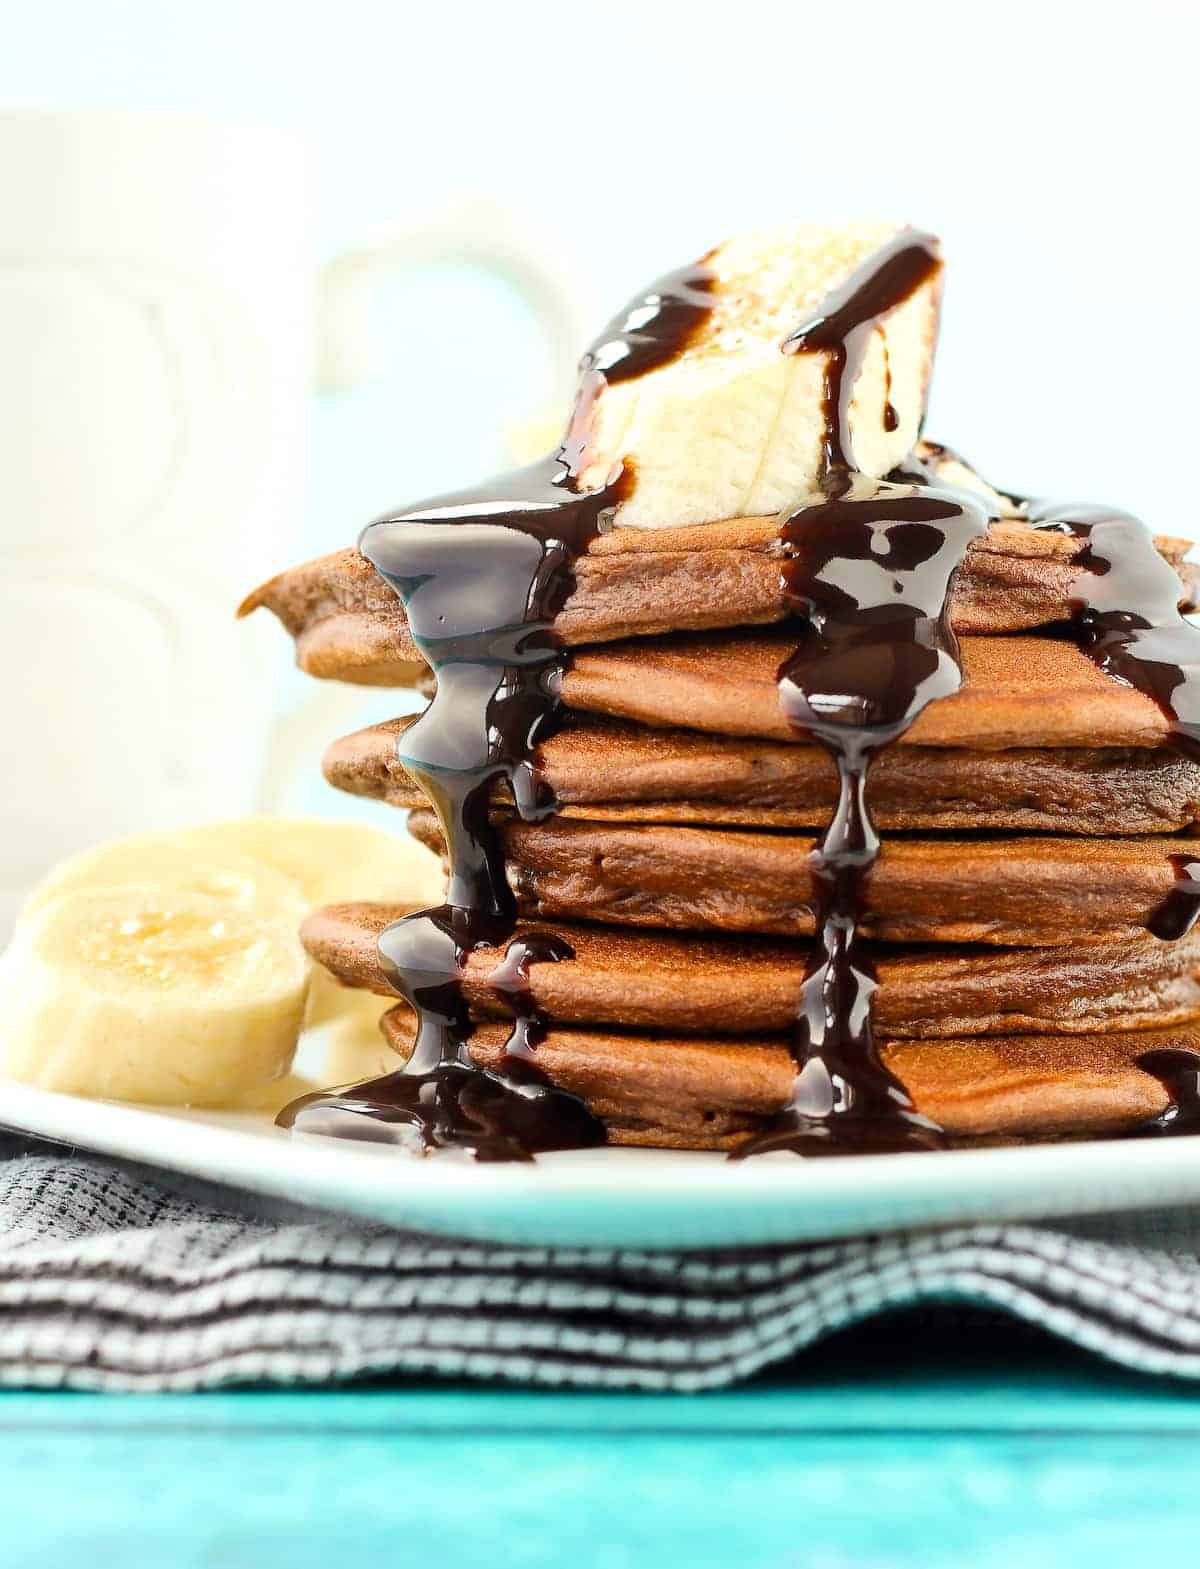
[4,1078,1200,1250]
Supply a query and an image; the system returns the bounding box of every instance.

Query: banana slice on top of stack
[0,817,444,1108]
[577,222,941,528]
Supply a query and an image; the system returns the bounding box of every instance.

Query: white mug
[0,110,581,933]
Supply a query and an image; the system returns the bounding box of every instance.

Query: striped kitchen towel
[1,1135,1198,1391]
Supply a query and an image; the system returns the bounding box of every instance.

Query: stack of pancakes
[246,502,1200,1148]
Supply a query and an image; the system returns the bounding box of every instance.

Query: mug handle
[257,199,585,812]
[316,196,585,399]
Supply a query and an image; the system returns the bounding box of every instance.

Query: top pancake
[240,518,1198,686]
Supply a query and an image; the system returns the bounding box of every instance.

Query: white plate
[3,1077,1200,1248]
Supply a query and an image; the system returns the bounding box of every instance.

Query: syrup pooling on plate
[735,233,989,1158]
[278,263,717,1159]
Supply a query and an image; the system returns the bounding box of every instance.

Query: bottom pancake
[379,1009,1195,1150]
[303,903,1200,1039]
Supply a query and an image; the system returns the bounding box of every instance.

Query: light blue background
[5,0,1196,821]
[8,0,1196,519]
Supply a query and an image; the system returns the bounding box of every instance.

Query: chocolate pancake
[306,903,1200,1039]
[564,632,1178,750]
[406,811,1193,945]
[325,715,1200,835]
[238,522,1199,687]
[378,1006,1197,1147]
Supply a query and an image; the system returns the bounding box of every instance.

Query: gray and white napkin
[2,1134,1200,1391]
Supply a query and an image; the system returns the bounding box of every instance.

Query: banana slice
[23,818,443,924]
[20,818,444,1034]
[165,817,445,910]
[159,818,444,1030]
[241,1071,321,1116]
[317,994,398,1084]
[0,887,308,1105]
[22,832,307,927]
[14,819,442,1087]
[576,222,942,529]
[915,441,1021,517]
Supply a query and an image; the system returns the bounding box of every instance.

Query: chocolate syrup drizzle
[1149,857,1200,943]
[281,228,1200,1157]
[1027,501,1200,763]
[486,931,574,1062]
[1025,499,1200,951]
[731,488,988,1156]
[733,232,996,1155]
[1133,1049,1200,1136]
[782,231,941,496]
[1018,499,1200,1135]
[278,263,716,1159]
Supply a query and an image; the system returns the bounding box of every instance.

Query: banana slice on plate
[21,832,307,926]
[7,818,440,1104]
[164,817,445,910]
[18,817,443,1035]
[317,993,398,1084]
[159,818,443,1029]
[22,817,444,924]
[0,886,309,1106]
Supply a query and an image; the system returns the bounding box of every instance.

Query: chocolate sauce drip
[1029,502,1200,759]
[881,341,899,433]
[731,232,983,1159]
[1027,501,1200,942]
[1148,856,1200,941]
[887,440,977,492]
[581,262,715,386]
[782,230,940,496]
[1130,1048,1200,1136]
[279,261,717,1159]
[487,931,574,1060]
[733,487,987,1157]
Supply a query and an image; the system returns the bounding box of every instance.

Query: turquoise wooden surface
[4,1335,1200,1569]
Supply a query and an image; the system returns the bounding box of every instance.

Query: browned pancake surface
[306,903,1200,1039]
[565,633,1174,749]
[407,812,1185,945]
[379,1007,1190,1148]
[325,715,1200,835]
[247,502,1200,1153]
[240,521,1197,686]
